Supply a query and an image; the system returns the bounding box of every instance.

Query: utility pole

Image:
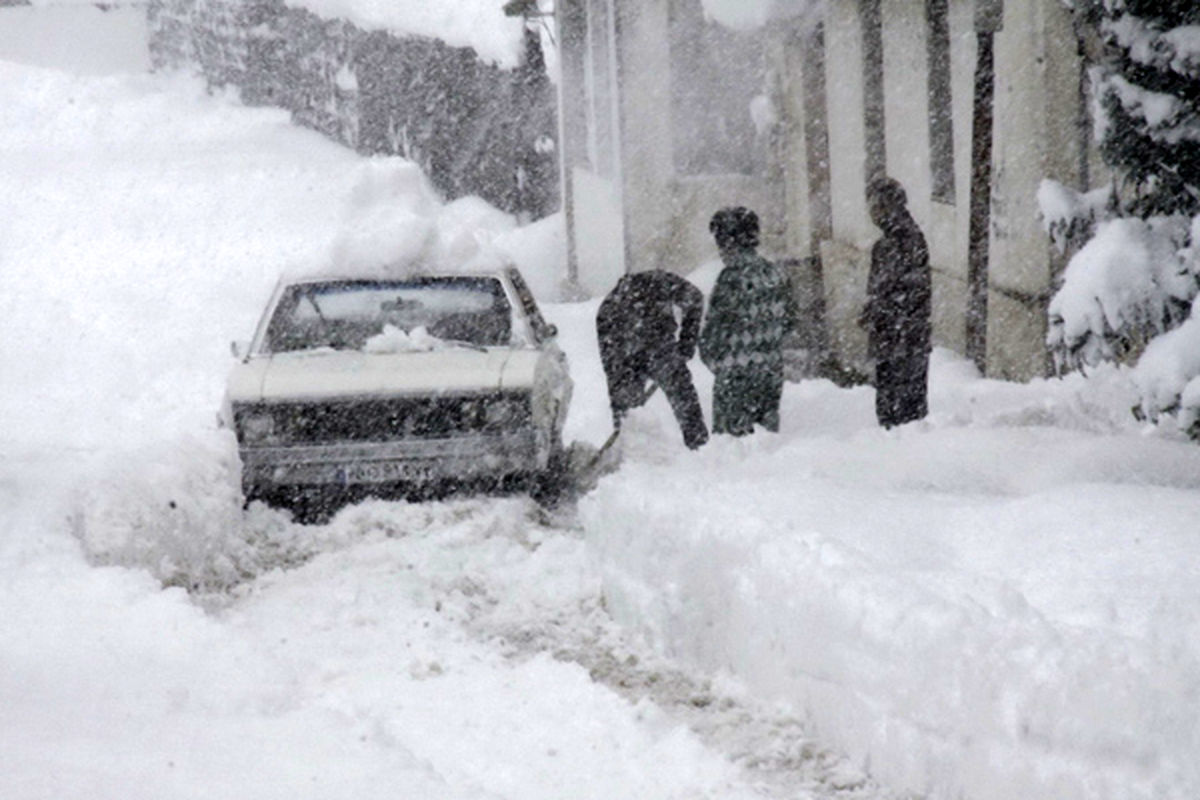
[966,0,1002,374]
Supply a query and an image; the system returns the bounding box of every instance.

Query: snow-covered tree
[1048,0,1200,435]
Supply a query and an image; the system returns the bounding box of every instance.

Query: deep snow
[2,59,1199,800]
[0,63,886,800]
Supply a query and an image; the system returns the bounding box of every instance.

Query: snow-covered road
[0,64,897,800]
[2,62,1198,800]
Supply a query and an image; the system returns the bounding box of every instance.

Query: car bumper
[240,432,539,489]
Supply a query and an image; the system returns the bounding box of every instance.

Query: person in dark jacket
[596,269,709,449]
[699,207,798,436]
[860,176,932,428]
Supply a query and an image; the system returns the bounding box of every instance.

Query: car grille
[234,394,531,446]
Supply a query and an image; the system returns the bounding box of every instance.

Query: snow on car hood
[226,347,540,404]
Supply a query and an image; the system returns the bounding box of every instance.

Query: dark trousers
[607,350,708,449]
[712,365,783,436]
[875,354,929,428]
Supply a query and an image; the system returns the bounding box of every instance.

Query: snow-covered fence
[147,0,558,219]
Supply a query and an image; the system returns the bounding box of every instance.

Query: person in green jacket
[699,207,798,436]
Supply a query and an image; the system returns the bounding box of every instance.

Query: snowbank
[318,158,568,297]
[582,352,1200,800]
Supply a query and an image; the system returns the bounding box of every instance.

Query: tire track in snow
[439,502,916,800]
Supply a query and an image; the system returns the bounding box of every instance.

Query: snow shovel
[580,381,660,476]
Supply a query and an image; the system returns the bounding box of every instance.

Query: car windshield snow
[263,277,514,353]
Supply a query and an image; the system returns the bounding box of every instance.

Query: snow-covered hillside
[2,61,1199,800]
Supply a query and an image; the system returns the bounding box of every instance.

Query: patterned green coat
[699,250,798,435]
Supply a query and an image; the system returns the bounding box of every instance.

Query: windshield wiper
[304,291,330,325]
[303,290,349,348]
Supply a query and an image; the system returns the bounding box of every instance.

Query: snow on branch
[1047,215,1197,371]
[1106,74,1200,146]
[1037,178,1113,254]
[1105,14,1200,81]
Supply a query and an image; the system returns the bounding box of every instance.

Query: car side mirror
[231,340,250,359]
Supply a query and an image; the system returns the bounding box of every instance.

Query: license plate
[334,461,432,484]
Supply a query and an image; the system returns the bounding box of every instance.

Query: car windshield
[263,277,513,353]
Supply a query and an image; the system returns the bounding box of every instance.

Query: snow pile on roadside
[325,158,443,276]
[324,161,566,297]
[71,432,251,591]
[582,352,1200,800]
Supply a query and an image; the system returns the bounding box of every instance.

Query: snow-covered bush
[1050,1,1200,435]
[1047,215,1197,367]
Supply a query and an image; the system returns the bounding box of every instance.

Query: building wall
[612,0,674,275]
[775,24,813,262]
[564,0,777,291]
[562,0,1088,379]
[772,0,1086,381]
[986,0,1081,379]
[615,0,774,279]
[824,4,873,251]
[812,4,872,371]
[0,4,150,74]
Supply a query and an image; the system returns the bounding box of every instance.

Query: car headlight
[239,413,276,444]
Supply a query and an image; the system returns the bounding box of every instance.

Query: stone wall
[148,0,558,219]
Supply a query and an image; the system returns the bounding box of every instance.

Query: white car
[223,267,572,512]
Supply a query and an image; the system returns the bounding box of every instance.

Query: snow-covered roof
[283,0,527,69]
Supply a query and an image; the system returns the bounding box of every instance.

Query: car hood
[226,348,540,404]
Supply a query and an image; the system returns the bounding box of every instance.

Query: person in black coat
[860,177,932,428]
[596,269,709,449]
